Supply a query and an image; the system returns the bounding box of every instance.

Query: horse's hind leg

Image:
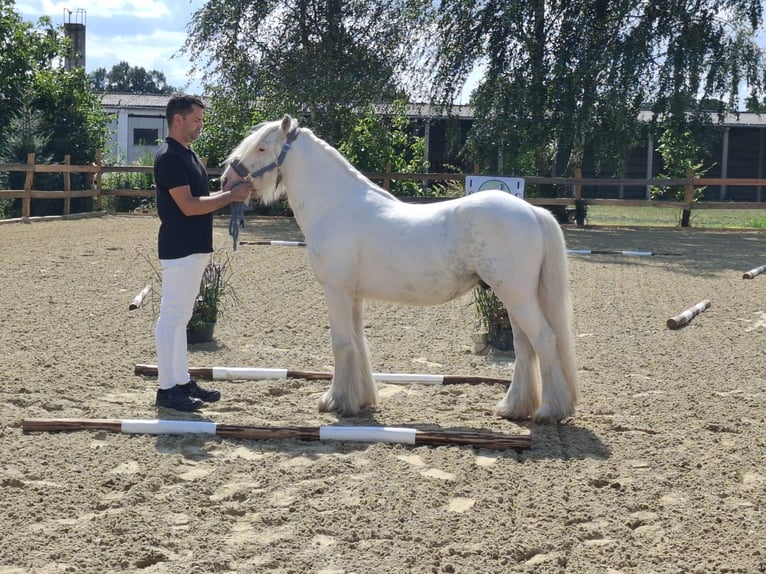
[500,301,575,424]
[317,291,378,416]
[495,317,541,420]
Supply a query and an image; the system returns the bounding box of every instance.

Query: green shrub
[101,151,155,212]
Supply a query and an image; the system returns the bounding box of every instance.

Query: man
[153,94,250,411]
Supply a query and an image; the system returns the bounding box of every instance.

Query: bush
[101,151,156,212]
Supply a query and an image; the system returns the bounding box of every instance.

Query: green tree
[337,100,427,195]
[0,1,110,217]
[430,0,765,189]
[181,0,434,144]
[88,61,176,94]
[0,2,59,129]
[33,66,110,165]
[0,99,53,218]
[650,114,720,202]
[192,84,267,170]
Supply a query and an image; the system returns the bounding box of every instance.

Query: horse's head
[221,114,300,205]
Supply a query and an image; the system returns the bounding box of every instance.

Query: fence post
[574,167,587,226]
[574,167,583,200]
[63,154,71,215]
[94,151,103,211]
[681,167,695,227]
[383,162,392,191]
[22,152,35,219]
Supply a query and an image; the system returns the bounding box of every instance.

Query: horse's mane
[226,118,399,203]
[224,121,272,165]
[302,128,399,202]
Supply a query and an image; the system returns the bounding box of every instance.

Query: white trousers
[155,253,210,390]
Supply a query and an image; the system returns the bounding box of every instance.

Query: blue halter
[228,127,299,251]
[229,127,300,185]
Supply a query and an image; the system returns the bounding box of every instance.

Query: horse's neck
[284,135,394,233]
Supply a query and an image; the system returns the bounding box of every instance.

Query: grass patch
[586,205,766,229]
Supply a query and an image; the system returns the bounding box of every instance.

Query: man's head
[166,94,205,146]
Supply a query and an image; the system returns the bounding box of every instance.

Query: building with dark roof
[100,94,766,201]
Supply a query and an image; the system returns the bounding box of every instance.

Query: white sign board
[465,175,525,198]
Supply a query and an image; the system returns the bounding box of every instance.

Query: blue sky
[16,0,206,93]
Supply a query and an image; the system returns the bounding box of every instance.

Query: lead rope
[229,201,245,251]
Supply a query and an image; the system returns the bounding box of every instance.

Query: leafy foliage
[88,61,176,94]
[337,101,427,195]
[430,0,765,187]
[193,84,269,170]
[0,2,110,216]
[650,115,719,202]
[182,0,435,144]
[32,67,111,166]
[0,99,53,218]
[100,151,156,213]
[0,3,59,130]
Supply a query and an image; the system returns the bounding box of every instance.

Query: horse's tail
[534,207,579,406]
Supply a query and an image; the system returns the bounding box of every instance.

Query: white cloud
[17,0,205,92]
[39,0,172,19]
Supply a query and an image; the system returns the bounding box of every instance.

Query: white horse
[221,115,578,423]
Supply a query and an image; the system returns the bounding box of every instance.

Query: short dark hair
[165,93,205,126]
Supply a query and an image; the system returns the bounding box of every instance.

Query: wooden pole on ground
[743,265,766,279]
[667,300,711,329]
[22,418,531,450]
[133,364,511,386]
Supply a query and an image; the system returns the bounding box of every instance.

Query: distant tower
[63,8,86,70]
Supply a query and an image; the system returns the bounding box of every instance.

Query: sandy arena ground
[0,213,764,574]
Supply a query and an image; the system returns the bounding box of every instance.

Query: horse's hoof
[532,405,573,424]
[495,409,530,421]
[495,403,532,421]
[317,394,360,417]
[532,413,559,425]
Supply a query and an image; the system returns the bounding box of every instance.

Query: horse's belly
[357,269,476,306]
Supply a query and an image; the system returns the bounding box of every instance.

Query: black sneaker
[155,385,204,412]
[179,380,221,403]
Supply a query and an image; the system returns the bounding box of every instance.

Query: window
[133,128,158,146]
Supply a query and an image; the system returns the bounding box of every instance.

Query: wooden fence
[2,153,766,223]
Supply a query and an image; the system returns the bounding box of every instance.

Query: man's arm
[169,185,250,216]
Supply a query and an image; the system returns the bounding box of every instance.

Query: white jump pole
[128,285,152,310]
[133,364,511,386]
[567,249,675,257]
[239,240,306,247]
[22,418,531,450]
[244,243,678,257]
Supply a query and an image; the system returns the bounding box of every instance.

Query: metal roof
[100,93,172,109]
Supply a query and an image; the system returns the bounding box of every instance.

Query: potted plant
[186,250,238,344]
[472,285,514,351]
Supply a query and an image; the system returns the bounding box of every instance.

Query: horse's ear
[281,114,292,133]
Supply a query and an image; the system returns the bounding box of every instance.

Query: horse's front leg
[317,289,378,416]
